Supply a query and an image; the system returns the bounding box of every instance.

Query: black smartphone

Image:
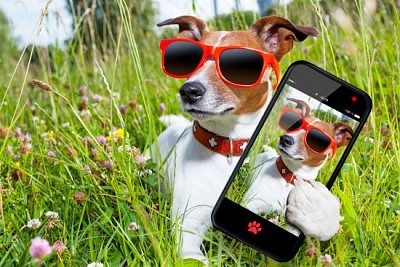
[211,61,372,261]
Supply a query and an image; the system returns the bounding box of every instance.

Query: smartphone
[211,61,372,261]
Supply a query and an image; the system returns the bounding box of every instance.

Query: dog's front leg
[285,178,341,241]
[174,208,211,265]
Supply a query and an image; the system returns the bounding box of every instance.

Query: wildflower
[27,219,41,229]
[81,137,89,146]
[83,165,91,172]
[320,254,333,266]
[14,127,22,138]
[87,263,104,267]
[73,191,88,204]
[91,148,99,159]
[267,216,280,226]
[97,136,107,145]
[103,160,113,170]
[158,102,166,114]
[20,133,32,142]
[6,145,13,156]
[45,211,59,219]
[305,242,318,257]
[119,104,127,114]
[47,150,56,158]
[80,109,92,122]
[92,94,102,102]
[81,96,89,104]
[66,146,75,157]
[118,145,132,153]
[29,237,52,259]
[45,217,60,228]
[13,155,21,162]
[52,240,67,254]
[136,155,148,165]
[107,128,128,142]
[78,85,88,96]
[128,222,140,231]
[128,99,137,109]
[20,143,32,154]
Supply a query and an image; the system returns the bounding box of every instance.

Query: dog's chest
[163,127,240,206]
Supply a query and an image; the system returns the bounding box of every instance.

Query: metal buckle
[227,138,233,163]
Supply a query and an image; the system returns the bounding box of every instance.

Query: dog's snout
[279,135,294,147]
[179,82,206,104]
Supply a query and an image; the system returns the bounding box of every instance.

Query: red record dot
[351,96,358,102]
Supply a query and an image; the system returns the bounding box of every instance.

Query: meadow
[0,0,399,266]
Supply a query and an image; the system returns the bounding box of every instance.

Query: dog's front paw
[286,178,341,241]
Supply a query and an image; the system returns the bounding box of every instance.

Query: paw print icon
[248,221,262,235]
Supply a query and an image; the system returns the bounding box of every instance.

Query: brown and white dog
[151,15,340,264]
[244,98,353,238]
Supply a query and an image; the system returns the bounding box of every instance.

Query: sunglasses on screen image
[278,107,337,156]
[159,38,280,89]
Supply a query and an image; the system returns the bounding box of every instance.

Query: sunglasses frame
[160,38,280,89]
[278,107,337,156]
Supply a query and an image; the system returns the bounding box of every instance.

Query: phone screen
[213,62,371,258]
[225,82,360,236]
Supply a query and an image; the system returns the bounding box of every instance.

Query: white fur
[151,33,340,263]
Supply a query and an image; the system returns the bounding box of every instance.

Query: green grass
[0,0,399,266]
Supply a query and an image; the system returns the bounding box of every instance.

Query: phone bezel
[211,60,372,261]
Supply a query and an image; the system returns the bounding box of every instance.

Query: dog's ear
[157,15,209,41]
[332,122,354,148]
[251,16,319,61]
[287,98,311,117]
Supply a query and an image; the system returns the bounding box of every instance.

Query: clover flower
[321,254,333,265]
[128,222,140,231]
[27,219,41,229]
[87,263,104,267]
[47,150,56,158]
[29,237,52,259]
[52,240,67,254]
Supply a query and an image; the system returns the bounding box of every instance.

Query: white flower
[128,222,140,231]
[87,263,104,267]
[118,145,132,153]
[27,219,41,229]
[320,253,333,265]
[45,211,59,219]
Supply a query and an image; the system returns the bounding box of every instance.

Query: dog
[244,98,353,239]
[151,15,340,264]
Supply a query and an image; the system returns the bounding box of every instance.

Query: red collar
[275,156,297,185]
[192,121,249,157]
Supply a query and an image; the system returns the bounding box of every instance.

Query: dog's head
[278,98,354,167]
[158,16,319,121]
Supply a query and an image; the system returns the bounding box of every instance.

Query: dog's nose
[279,135,294,147]
[179,82,206,104]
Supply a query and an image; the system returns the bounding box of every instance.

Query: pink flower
[83,165,91,172]
[97,136,107,145]
[52,240,67,254]
[103,160,113,170]
[136,155,148,165]
[29,237,52,259]
[78,85,88,96]
[47,150,56,158]
[92,94,103,102]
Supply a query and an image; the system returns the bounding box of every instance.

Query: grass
[0,0,399,266]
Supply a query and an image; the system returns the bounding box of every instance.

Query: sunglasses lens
[219,49,264,85]
[164,41,203,76]
[306,128,331,153]
[279,111,303,131]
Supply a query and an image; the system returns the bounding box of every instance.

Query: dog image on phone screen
[244,98,354,237]
[150,15,342,264]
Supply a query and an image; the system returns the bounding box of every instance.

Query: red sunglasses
[159,38,280,89]
[278,107,337,156]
